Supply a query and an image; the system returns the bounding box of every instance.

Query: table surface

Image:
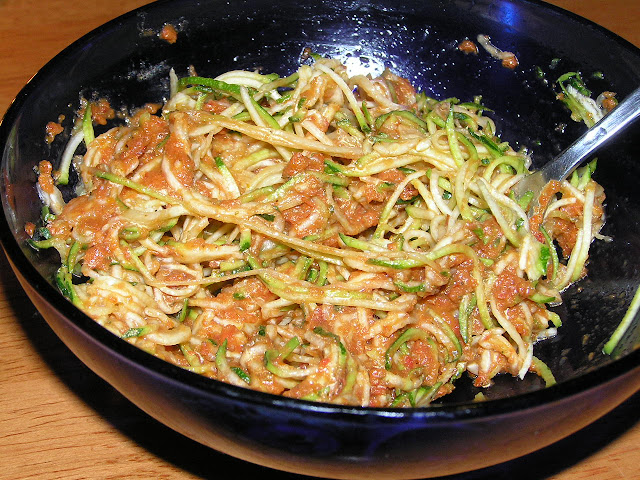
[1,1,639,479]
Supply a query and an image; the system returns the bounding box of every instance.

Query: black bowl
[2,0,640,478]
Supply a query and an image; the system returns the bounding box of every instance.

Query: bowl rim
[1,0,639,421]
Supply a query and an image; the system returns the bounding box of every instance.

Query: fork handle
[542,85,640,181]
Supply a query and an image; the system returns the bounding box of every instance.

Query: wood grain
[0,1,639,479]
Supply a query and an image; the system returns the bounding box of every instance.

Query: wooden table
[1,1,639,479]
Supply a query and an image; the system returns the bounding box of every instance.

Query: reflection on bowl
[1,0,640,478]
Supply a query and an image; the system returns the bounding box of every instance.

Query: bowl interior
[2,0,640,407]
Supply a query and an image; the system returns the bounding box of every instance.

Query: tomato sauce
[37,160,55,195]
[90,98,115,125]
[159,24,178,44]
[492,267,534,310]
[45,121,64,144]
[458,39,479,55]
[282,152,325,178]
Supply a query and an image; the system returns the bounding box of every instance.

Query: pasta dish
[30,56,605,407]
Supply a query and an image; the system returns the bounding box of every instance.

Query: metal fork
[512,86,640,214]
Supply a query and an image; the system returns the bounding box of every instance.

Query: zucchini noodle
[30,56,606,407]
